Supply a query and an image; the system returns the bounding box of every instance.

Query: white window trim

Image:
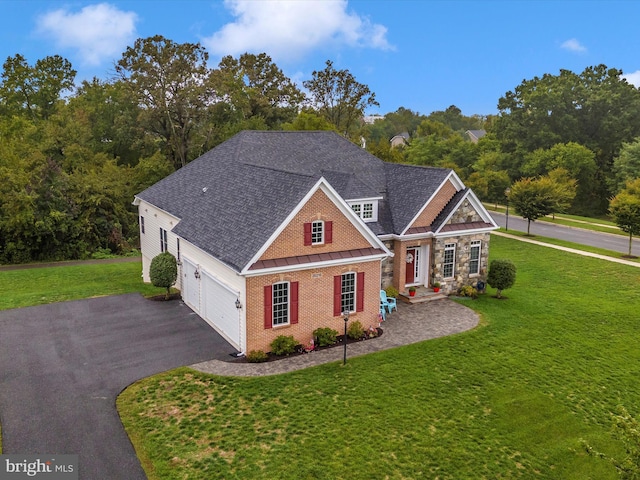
[341,272,356,314]
[443,243,456,279]
[160,228,168,253]
[469,240,481,276]
[348,199,378,222]
[311,220,324,245]
[272,281,290,327]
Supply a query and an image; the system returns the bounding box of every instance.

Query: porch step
[398,286,447,304]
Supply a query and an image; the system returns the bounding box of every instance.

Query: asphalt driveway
[0,293,237,479]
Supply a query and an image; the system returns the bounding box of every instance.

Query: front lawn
[118,235,640,479]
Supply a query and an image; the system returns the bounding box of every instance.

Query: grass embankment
[118,235,640,479]
[0,261,161,311]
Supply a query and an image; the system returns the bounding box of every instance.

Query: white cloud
[560,38,587,53]
[202,0,393,62]
[36,3,138,66]
[623,70,640,87]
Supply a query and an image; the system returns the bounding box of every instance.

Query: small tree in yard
[487,259,516,299]
[610,178,640,257]
[509,177,557,235]
[149,252,177,299]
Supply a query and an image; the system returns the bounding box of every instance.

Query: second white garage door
[201,270,241,348]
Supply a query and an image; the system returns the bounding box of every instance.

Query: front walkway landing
[191,299,479,377]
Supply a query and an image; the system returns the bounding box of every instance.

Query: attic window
[349,200,378,222]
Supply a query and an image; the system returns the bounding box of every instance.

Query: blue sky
[2,0,640,117]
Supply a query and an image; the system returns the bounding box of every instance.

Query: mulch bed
[232,328,384,363]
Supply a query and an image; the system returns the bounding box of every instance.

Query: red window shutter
[264,285,273,329]
[290,282,299,324]
[303,222,312,246]
[325,221,333,244]
[356,272,365,312]
[333,275,342,316]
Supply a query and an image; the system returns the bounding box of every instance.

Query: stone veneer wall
[446,199,483,224]
[432,232,490,295]
[381,240,394,288]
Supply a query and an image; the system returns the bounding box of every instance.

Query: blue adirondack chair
[380,290,397,313]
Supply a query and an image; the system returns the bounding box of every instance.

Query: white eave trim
[242,253,389,277]
[134,197,182,224]
[345,195,384,202]
[434,226,499,237]
[240,177,391,275]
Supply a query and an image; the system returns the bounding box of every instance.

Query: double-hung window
[304,220,332,245]
[264,282,298,329]
[272,282,289,326]
[311,220,324,245]
[469,240,481,275]
[333,272,364,316]
[160,228,168,252]
[341,272,356,314]
[443,243,456,278]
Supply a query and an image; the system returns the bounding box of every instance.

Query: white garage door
[182,258,200,311]
[201,270,241,348]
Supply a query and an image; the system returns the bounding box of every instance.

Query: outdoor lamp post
[342,310,349,365]
[505,187,511,231]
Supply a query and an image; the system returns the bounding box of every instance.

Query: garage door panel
[201,271,240,348]
[182,258,200,311]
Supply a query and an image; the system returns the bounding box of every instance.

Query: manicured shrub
[270,335,298,356]
[347,320,365,340]
[246,350,268,363]
[458,285,478,299]
[149,252,178,299]
[313,327,338,346]
[384,286,399,299]
[487,259,516,298]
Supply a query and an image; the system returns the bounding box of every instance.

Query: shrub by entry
[149,252,178,300]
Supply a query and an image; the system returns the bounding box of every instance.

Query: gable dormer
[347,197,382,223]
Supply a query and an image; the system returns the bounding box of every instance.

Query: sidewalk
[191,298,479,377]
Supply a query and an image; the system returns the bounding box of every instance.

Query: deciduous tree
[303,60,378,139]
[609,178,640,257]
[0,54,76,120]
[115,35,215,169]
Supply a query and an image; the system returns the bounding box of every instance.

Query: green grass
[0,261,163,311]
[497,229,640,263]
[117,236,640,479]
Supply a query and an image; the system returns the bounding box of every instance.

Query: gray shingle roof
[136,131,454,272]
[384,163,452,233]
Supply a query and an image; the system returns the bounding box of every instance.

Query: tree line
[2,35,640,264]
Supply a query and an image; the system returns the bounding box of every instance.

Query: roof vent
[202,187,208,193]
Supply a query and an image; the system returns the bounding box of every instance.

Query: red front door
[406,248,417,284]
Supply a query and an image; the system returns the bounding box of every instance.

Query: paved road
[491,212,640,257]
[0,294,237,480]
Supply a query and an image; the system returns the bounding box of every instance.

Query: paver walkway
[192,298,479,376]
